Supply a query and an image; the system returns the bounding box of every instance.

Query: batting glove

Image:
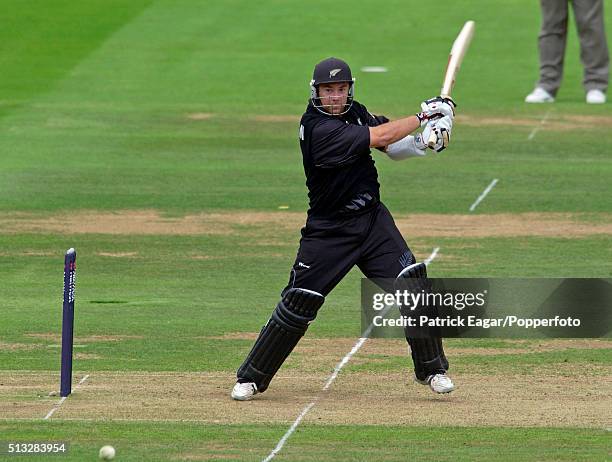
[416,96,456,127]
[421,115,453,152]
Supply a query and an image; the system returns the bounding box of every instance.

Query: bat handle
[427,130,437,149]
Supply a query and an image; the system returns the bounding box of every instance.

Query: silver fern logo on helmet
[329,68,342,78]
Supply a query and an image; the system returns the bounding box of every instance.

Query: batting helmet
[310,57,355,115]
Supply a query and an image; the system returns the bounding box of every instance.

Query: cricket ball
[99,445,115,460]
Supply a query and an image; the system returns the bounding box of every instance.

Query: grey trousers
[537,0,609,94]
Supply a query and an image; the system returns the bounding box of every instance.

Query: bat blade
[428,20,475,149]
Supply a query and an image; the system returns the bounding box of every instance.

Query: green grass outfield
[1,0,611,461]
[0,422,609,461]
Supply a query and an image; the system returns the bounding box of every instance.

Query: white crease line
[469,179,498,212]
[261,248,439,462]
[43,397,67,420]
[261,401,316,462]
[43,374,90,420]
[323,337,368,391]
[424,247,439,265]
[527,109,551,140]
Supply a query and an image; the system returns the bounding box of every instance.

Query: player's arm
[368,116,420,148]
[368,96,455,148]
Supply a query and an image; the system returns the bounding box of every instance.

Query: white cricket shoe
[586,89,606,104]
[231,381,258,401]
[415,373,455,394]
[525,87,555,103]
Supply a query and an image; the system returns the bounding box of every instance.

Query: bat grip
[427,130,437,149]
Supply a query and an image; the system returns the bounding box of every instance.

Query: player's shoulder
[350,100,369,115]
[349,101,374,123]
[351,100,388,126]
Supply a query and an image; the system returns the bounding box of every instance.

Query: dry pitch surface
[3,338,610,428]
[1,210,611,238]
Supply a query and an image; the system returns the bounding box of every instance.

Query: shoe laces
[431,374,451,385]
[242,382,256,393]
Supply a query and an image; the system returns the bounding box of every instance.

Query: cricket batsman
[232,57,455,401]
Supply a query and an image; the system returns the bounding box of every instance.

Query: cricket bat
[428,20,475,148]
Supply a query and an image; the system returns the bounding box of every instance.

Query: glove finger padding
[420,96,456,121]
[439,96,457,110]
[436,128,449,152]
[429,115,453,153]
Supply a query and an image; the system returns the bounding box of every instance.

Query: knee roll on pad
[271,287,324,331]
[237,288,325,392]
[397,261,427,279]
[394,262,432,293]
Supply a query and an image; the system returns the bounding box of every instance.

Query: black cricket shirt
[298,100,389,217]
